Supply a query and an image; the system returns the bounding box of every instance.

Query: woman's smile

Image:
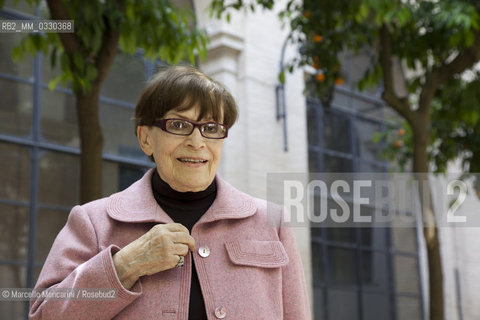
[176,156,209,166]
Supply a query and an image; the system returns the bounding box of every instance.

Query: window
[307,80,424,319]
[0,5,155,319]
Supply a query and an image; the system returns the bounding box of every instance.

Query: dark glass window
[40,88,78,147]
[307,106,319,146]
[323,153,353,173]
[0,77,33,137]
[307,71,423,319]
[323,111,351,153]
[328,289,359,320]
[354,118,383,163]
[327,228,356,243]
[309,148,321,172]
[0,5,155,320]
[327,247,358,285]
[363,292,391,319]
[311,242,323,285]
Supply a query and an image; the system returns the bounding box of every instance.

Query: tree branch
[45,0,83,57]
[379,24,414,125]
[438,29,480,83]
[419,26,480,115]
[92,0,124,86]
[93,26,120,86]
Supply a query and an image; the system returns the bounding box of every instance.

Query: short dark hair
[134,65,238,134]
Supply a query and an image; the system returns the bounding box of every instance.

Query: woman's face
[138,106,224,192]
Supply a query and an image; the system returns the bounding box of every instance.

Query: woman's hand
[113,223,195,290]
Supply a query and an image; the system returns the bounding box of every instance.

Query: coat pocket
[225,240,289,268]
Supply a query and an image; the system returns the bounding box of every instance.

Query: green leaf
[91,32,102,54]
[60,53,70,72]
[372,132,385,143]
[73,52,85,72]
[279,70,285,84]
[86,65,98,81]
[355,4,369,22]
[48,75,62,91]
[11,45,25,62]
[465,31,475,46]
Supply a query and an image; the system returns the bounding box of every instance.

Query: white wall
[430,169,480,320]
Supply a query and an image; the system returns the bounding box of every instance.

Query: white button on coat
[198,246,210,258]
[214,306,227,319]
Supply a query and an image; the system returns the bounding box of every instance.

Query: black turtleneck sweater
[151,170,215,320]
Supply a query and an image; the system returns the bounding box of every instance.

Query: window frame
[307,90,425,320]
[0,5,157,319]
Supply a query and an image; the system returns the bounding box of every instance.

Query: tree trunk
[45,0,120,204]
[76,86,103,204]
[413,124,444,320]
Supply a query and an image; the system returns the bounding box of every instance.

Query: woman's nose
[186,127,206,148]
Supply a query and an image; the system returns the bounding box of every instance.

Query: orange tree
[210,1,480,319]
[378,75,480,192]
[4,0,207,204]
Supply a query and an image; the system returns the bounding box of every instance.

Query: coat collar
[107,168,257,224]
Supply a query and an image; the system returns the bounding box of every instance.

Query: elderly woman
[29,66,310,319]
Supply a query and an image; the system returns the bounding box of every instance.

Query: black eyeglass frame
[153,118,229,139]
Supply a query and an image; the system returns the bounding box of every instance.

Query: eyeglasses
[153,118,229,139]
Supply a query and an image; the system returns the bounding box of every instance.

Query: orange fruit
[313,34,323,43]
[303,10,311,19]
[313,61,321,69]
[315,73,325,82]
[398,128,406,136]
[394,140,403,148]
[335,78,344,86]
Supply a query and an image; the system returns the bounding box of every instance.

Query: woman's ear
[137,126,154,157]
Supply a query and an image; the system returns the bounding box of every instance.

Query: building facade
[1,0,479,319]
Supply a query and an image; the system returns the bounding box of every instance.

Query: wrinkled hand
[113,223,195,290]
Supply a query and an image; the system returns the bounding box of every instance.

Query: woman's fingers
[170,231,196,252]
[150,223,195,250]
[162,222,189,234]
[173,243,190,257]
[143,223,194,268]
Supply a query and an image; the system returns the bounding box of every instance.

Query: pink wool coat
[29,169,311,319]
